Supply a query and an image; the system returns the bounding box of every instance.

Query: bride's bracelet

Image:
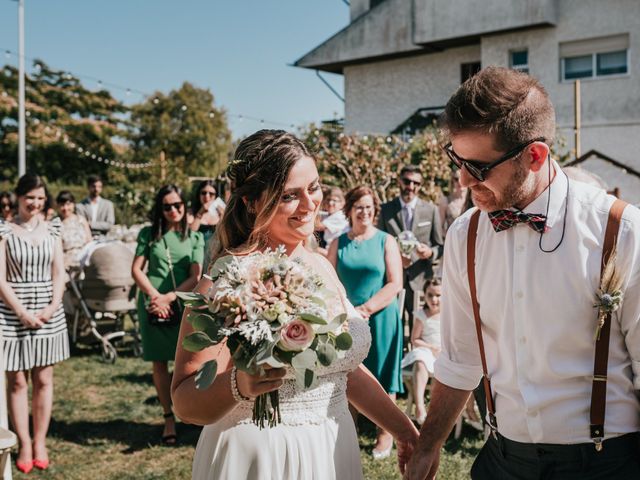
[230,366,250,403]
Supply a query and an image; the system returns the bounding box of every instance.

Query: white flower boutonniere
[593,247,624,341]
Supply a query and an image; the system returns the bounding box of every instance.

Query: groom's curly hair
[214,129,313,259]
[442,66,556,151]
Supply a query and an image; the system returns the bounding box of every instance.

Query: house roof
[294,0,557,74]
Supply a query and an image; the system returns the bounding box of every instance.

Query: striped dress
[0,218,70,371]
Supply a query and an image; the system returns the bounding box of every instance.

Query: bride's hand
[235,366,287,399]
[396,422,420,474]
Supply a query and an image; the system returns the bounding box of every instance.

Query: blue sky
[0,0,347,138]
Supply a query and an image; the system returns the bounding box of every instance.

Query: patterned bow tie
[488,210,548,233]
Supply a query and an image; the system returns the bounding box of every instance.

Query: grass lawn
[12,348,483,479]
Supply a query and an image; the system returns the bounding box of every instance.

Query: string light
[0,92,153,170]
[1,47,309,130]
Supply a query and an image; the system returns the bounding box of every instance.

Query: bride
[172,130,419,479]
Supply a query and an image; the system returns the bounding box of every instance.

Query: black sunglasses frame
[162,202,184,212]
[401,178,422,187]
[443,137,545,182]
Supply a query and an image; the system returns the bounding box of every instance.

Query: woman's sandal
[161,412,178,446]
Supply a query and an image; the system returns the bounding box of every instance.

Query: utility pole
[18,0,26,176]
[574,79,581,159]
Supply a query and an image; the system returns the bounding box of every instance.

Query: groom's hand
[403,446,440,480]
[396,425,419,474]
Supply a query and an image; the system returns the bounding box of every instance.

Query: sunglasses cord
[539,154,569,253]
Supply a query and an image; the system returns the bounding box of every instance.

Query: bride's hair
[213,129,313,259]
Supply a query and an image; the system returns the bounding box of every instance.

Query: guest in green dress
[132,184,204,445]
[327,185,404,459]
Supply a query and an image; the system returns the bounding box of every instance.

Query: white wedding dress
[191,299,371,480]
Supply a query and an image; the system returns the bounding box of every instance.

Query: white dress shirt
[322,211,350,245]
[89,198,100,224]
[434,163,640,444]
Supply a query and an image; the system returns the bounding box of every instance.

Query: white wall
[344,44,481,134]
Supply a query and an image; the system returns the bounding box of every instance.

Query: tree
[0,60,128,183]
[129,82,232,186]
[303,123,451,203]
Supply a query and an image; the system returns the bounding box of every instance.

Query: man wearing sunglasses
[405,67,640,480]
[378,165,444,332]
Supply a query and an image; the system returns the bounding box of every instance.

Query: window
[564,55,593,79]
[510,50,529,73]
[461,62,481,83]
[597,50,628,76]
[560,34,629,81]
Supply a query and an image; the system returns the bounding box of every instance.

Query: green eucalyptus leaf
[176,292,208,308]
[190,313,221,340]
[335,332,353,351]
[309,296,327,309]
[316,342,337,366]
[182,331,215,352]
[209,255,234,279]
[291,348,318,370]
[304,369,316,389]
[194,359,218,390]
[299,313,327,325]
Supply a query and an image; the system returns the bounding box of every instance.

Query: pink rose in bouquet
[279,319,315,351]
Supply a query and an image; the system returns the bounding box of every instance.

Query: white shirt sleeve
[433,215,484,391]
[618,207,640,389]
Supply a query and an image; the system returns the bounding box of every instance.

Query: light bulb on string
[126,88,131,96]
[181,105,188,112]
[4,50,10,59]
[208,112,215,119]
[153,97,160,105]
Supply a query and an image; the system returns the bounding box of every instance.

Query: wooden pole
[160,150,166,182]
[574,79,581,159]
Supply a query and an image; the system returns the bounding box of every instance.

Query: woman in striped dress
[0,174,69,473]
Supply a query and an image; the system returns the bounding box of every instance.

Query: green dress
[336,229,404,394]
[135,227,204,361]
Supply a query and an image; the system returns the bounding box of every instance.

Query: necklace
[16,217,40,232]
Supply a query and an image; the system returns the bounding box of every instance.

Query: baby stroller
[66,241,142,363]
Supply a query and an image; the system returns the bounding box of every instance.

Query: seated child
[401,278,441,424]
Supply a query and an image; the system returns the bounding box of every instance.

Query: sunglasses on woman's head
[442,137,545,182]
[162,202,184,212]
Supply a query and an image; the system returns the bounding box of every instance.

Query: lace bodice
[226,315,371,426]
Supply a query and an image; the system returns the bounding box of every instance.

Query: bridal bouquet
[178,247,353,428]
[398,230,418,256]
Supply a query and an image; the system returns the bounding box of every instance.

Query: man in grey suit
[76,174,115,236]
[378,165,444,331]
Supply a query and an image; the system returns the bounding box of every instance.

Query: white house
[295,0,640,203]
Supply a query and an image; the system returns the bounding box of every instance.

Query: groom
[405,67,640,479]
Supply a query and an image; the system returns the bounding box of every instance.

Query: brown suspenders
[466,199,627,449]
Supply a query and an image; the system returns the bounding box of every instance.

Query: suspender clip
[593,437,603,452]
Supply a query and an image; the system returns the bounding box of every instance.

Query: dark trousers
[471,432,640,480]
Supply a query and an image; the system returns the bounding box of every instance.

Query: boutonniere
[593,246,624,341]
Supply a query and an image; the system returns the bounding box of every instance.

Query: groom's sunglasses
[443,137,545,182]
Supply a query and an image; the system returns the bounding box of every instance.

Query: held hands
[396,422,420,475]
[235,366,286,399]
[148,292,175,318]
[35,304,56,323]
[403,445,441,480]
[18,309,44,329]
